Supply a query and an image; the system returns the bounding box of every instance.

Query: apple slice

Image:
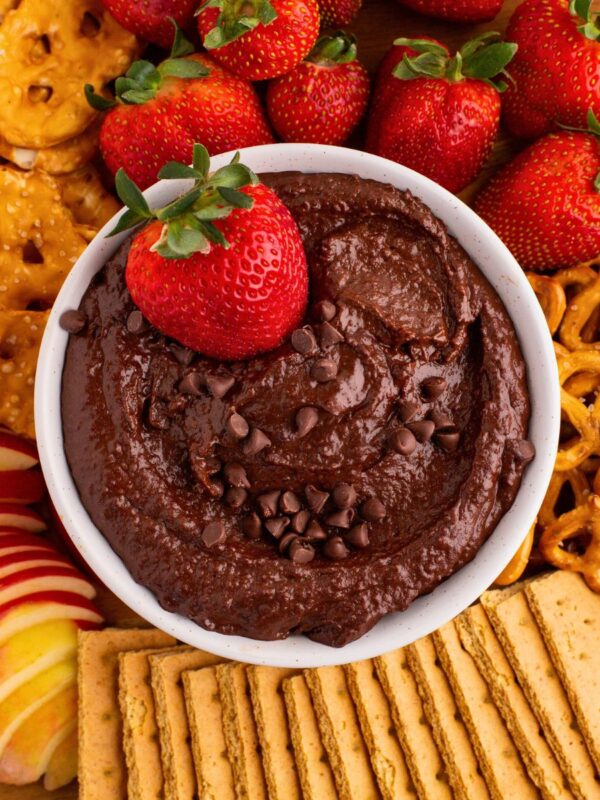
[0,505,46,533]
[0,593,102,644]
[0,470,45,504]
[0,566,96,606]
[0,433,38,472]
[0,660,75,756]
[44,725,77,790]
[0,533,55,556]
[0,550,73,579]
[0,685,77,785]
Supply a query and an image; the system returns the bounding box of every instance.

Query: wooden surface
[4,0,523,797]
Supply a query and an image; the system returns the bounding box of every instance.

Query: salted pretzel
[0,119,100,175]
[527,274,566,336]
[0,0,18,22]
[0,0,138,148]
[540,493,600,592]
[0,309,48,438]
[495,523,535,586]
[58,165,119,235]
[0,167,90,312]
[538,468,590,527]
[554,348,600,471]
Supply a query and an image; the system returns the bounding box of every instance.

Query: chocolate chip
[179,372,203,396]
[290,509,310,533]
[407,419,435,443]
[227,412,249,440]
[320,322,344,349]
[398,401,419,423]
[289,539,315,564]
[291,326,317,355]
[126,309,145,333]
[325,508,355,529]
[211,479,225,498]
[223,463,250,489]
[436,430,460,453]
[202,521,226,547]
[265,516,290,539]
[171,344,194,365]
[324,536,349,560]
[296,406,319,437]
[206,374,235,399]
[331,483,356,509]
[311,358,338,383]
[279,532,298,553]
[280,491,301,514]
[346,522,369,548]
[305,519,327,541]
[59,309,86,334]
[421,376,447,401]
[242,513,262,539]
[225,487,247,509]
[305,484,329,514]
[360,497,386,522]
[515,439,536,463]
[429,410,454,431]
[257,490,281,519]
[389,428,417,456]
[314,299,336,322]
[243,428,271,456]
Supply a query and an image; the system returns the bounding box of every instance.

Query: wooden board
[3,0,523,796]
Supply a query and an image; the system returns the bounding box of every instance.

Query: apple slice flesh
[0,594,102,645]
[0,433,38,471]
[0,568,96,605]
[0,470,45,504]
[0,505,46,532]
[0,550,72,579]
[44,725,77,790]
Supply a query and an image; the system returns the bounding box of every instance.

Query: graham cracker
[526,571,600,773]
[118,645,181,800]
[458,605,574,800]
[216,662,268,800]
[482,586,600,800]
[432,620,538,800]
[78,627,176,800]
[247,666,302,800]
[182,666,235,800]
[406,636,490,800]
[375,649,453,800]
[304,665,380,800]
[149,647,223,800]
[344,658,416,800]
[282,674,337,800]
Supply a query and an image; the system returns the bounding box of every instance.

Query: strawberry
[111,145,309,360]
[100,0,198,48]
[85,27,273,190]
[317,0,362,26]
[366,34,517,194]
[502,0,600,139]
[196,0,320,81]
[395,0,502,23]
[266,32,369,145]
[474,113,600,271]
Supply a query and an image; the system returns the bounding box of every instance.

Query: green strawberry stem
[108,144,259,260]
[307,32,358,66]
[85,20,208,110]
[569,0,600,42]
[197,0,277,49]
[392,32,517,92]
[557,109,600,191]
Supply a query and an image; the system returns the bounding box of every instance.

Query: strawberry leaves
[307,32,358,65]
[570,0,600,41]
[198,0,277,48]
[109,144,259,260]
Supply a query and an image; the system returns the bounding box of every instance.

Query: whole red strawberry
[395,0,502,22]
[317,0,362,26]
[502,0,600,138]
[85,30,273,190]
[100,0,198,48]
[112,146,309,359]
[196,0,320,81]
[366,34,517,194]
[266,32,369,146]
[474,114,600,270]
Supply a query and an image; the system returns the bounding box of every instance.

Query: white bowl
[36,143,560,668]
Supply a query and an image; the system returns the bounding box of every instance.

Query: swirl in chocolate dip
[61,172,532,647]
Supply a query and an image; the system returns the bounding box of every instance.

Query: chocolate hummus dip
[62,172,532,647]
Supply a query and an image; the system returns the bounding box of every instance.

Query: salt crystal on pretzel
[0,309,48,439]
[0,166,90,312]
[0,119,100,175]
[57,165,119,234]
[0,0,139,149]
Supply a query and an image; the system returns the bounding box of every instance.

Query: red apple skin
[0,532,54,551]
[0,505,46,533]
[0,433,38,471]
[0,470,45,504]
[0,590,102,620]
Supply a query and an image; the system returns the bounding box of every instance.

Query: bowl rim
[35,143,560,668]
